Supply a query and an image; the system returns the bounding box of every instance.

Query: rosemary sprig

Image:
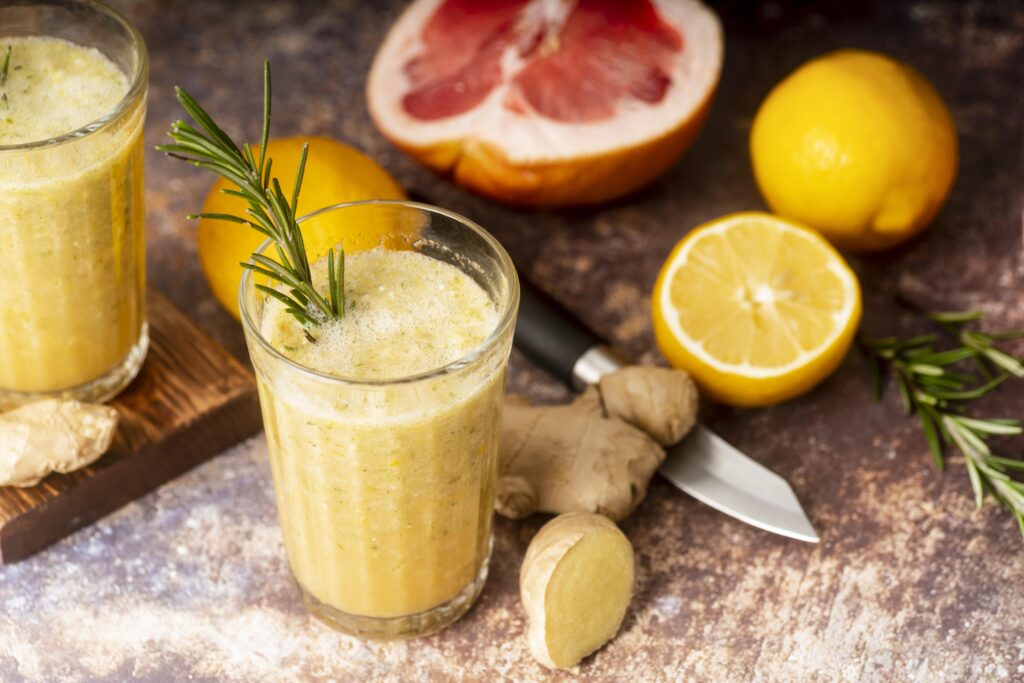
[156,61,344,327]
[864,311,1024,537]
[1,45,11,87]
[1,45,12,111]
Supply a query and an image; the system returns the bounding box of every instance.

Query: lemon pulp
[653,212,861,406]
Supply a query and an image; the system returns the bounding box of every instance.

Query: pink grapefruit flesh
[368,0,723,206]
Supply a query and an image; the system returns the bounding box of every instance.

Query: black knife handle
[513,278,605,387]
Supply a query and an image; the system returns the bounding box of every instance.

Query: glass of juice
[0,0,149,407]
[239,200,519,638]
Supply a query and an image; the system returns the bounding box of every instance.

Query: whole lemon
[197,136,406,318]
[750,50,957,252]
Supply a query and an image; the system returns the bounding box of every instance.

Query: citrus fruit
[367,0,722,206]
[197,136,406,318]
[750,49,957,252]
[652,212,862,407]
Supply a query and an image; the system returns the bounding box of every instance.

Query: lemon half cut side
[652,212,862,407]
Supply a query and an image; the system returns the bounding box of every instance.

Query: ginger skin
[497,366,698,521]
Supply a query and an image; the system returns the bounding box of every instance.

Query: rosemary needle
[157,61,345,327]
[0,45,10,87]
[864,311,1024,537]
[1,45,11,111]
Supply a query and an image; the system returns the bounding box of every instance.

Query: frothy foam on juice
[259,248,500,380]
[0,36,129,146]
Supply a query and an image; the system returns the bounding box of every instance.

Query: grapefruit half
[367,0,723,206]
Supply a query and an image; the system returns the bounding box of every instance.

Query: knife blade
[513,278,819,543]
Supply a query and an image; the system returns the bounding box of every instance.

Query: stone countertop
[3,1,1024,681]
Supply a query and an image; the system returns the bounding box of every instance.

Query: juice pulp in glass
[245,244,513,634]
[0,36,146,402]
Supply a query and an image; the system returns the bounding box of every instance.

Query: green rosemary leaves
[865,311,1024,536]
[1,45,11,87]
[157,61,343,327]
[1,45,12,111]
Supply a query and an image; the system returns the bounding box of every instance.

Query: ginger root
[498,365,698,521]
[0,400,119,487]
[520,512,635,670]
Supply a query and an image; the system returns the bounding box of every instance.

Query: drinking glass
[239,200,519,638]
[0,0,149,406]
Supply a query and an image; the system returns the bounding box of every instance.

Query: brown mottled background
[2,1,1024,681]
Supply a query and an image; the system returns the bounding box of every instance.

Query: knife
[513,278,819,543]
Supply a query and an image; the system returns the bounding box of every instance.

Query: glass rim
[238,199,521,387]
[0,0,150,153]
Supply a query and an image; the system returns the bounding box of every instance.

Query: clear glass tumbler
[239,200,519,638]
[0,0,149,407]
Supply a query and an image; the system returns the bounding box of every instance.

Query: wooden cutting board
[0,290,262,564]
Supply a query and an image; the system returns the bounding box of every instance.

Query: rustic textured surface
[2,1,1024,681]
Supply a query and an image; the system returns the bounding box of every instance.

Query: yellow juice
[0,35,146,403]
[241,222,517,639]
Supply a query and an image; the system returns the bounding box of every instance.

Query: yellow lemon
[197,136,406,318]
[750,49,957,252]
[652,212,862,407]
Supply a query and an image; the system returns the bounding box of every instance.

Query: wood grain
[0,289,262,564]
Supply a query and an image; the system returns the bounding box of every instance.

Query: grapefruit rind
[367,0,723,206]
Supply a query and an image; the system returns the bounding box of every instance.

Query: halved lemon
[652,212,861,407]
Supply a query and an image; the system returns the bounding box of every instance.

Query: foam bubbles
[259,249,500,380]
[0,36,130,146]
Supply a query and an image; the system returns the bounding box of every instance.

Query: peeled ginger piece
[520,512,635,669]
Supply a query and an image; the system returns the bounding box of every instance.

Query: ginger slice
[520,512,635,670]
[0,400,119,487]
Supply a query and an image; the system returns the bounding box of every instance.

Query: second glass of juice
[0,0,148,407]
[240,200,519,638]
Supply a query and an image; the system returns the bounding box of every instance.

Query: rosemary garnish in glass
[1,45,11,86]
[864,311,1024,536]
[157,61,344,328]
[1,45,12,110]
